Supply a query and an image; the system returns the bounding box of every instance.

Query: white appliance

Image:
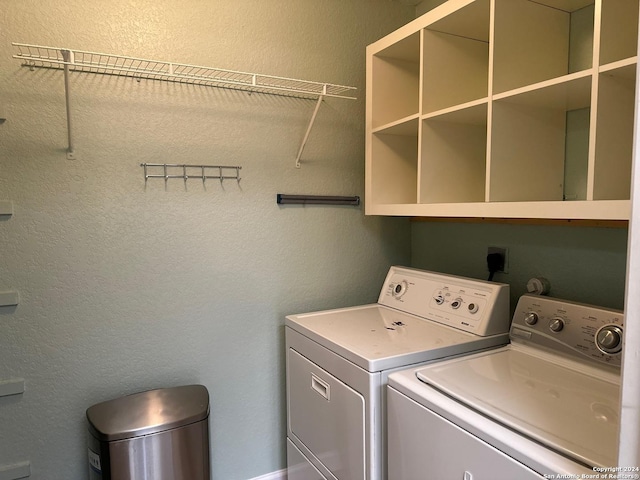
[387,294,624,480]
[285,266,511,480]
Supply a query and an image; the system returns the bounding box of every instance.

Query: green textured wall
[0,1,414,478]
[412,221,628,312]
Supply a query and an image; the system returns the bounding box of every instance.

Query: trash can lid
[86,384,209,442]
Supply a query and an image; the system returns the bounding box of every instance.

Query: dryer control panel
[511,294,624,368]
[379,266,510,337]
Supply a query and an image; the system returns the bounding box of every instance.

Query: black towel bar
[276,194,360,206]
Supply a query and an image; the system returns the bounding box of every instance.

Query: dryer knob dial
[392,281,408,298]
[524,312,538,325]
[549,318,564,333]
[596,325,623,354]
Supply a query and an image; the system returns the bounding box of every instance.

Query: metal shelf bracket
[295,94,324,168]
[60,49,75,159]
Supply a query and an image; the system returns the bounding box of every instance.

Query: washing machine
[285,266,512,480]
[387,294,624,479]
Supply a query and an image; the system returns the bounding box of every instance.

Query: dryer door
[288,348,365,480]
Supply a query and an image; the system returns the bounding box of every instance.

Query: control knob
[596,325,623,354]
[391,281,408,299]
[524,312,538,325]
[549,317,564,333]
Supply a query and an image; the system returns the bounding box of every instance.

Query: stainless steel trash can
[86,384,210,480]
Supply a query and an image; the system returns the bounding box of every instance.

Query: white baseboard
[247,468,287,480]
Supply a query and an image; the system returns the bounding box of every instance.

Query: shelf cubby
[371,32,420,129]
[599,0,639,66]
[563,108,591,201]
[370,118,419,205]
[422,0,490,114]
[493,0,594,94]
[593,64,637,201]
[489,75,592,202]
[420,103,487,204]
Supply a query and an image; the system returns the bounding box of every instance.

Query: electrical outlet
[487,246,509,273]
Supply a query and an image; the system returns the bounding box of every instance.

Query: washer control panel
[511,294,624,367]
[379,266,510,337]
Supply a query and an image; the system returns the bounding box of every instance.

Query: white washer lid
[416,346,620,468]
[286,304,508,372]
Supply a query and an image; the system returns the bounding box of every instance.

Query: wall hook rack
[141,163,242,184]
[12,43,357,165]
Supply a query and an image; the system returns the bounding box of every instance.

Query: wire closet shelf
[12,43,357,166]
[12,43,357,100]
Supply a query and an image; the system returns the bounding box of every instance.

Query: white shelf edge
[365,199,630,220]
[422,98,488,120]
[0,379,24,398]
[599,56,638,74]
[0,291,19,307]
[0,462,30,480]
[0,201,13,216]
[372,113,420,135]
[492,69,594,102]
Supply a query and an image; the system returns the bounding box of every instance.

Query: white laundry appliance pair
[285,266,512,480]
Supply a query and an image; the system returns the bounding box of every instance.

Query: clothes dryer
[286,266,511,480]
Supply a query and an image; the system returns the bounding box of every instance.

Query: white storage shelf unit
[365,0,639,219]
